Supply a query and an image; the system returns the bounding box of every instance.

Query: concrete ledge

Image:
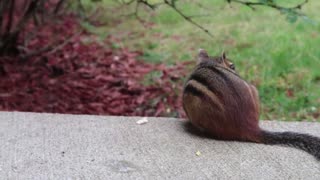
[0,111,320,179]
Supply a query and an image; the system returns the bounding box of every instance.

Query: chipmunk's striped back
[183,50,260,141]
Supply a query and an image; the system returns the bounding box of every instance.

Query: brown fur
[183,49,320,161]
[184,49,261,142]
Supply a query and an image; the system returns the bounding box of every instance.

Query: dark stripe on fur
[198,66,241,100]
[184,84,203,97]
[184,83,224,110]
[261,130,320,160]
[188,73,221,97]
[198,62,240,78]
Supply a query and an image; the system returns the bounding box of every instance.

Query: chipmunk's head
[197,49,236,72]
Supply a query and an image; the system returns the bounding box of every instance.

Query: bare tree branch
[163,0,213,37]
[123,0,213,36]
[11,0,39,35]
[0,0,8,36]
[54,0,66,14]
[5,0,15,34]
[227,0,308,15]
[119,0,309,37]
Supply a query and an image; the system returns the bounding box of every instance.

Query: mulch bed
[0,16,191,117]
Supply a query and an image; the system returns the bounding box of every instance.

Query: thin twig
[138,0,156,10]
[54,0,66,14]
[12,0,39,35]
[0,0,7,36]
[227,0,308,14]
[5,0,15,34]
[132,1,147,26]
[163,0,213,37]
[19,30,83,59]
[47,30,83,55]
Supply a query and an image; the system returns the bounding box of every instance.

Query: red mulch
[0,16,191,117]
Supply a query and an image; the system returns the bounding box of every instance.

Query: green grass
[82,0,320,121]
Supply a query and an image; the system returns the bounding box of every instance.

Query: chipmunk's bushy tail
[260,130,320,161]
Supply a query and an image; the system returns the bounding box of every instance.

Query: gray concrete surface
[0,111,320,180]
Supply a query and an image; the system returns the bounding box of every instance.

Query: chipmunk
[182,49,320,160]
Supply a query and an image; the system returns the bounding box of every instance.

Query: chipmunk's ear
[197,49,209,64]
[221,51,227,60]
